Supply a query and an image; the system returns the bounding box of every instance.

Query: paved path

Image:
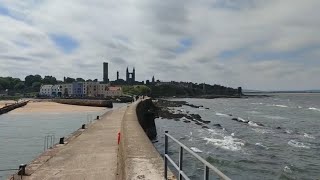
[24,106,127,180]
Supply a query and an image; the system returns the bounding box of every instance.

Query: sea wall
[0,101,28,115]
[118,99,175,180]
[53,99,113,108]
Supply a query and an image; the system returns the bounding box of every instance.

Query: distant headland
[0,62,243,100]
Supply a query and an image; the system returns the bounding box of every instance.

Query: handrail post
[179,146,183,180]
[164,131,168,180]
[204,165,209,180]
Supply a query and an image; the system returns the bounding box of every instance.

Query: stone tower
[103,62,109,83]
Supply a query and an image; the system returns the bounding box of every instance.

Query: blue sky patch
[0,5,11,17]
[175,38,193,54]
[50,34,79,54]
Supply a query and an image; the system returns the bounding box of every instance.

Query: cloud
[0,0,319,90]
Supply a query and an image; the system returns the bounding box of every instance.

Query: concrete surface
[118,100,175,180]
[22,106,126,180]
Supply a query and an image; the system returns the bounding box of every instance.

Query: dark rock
[213,124,222,128]
[232,118,238,121]
[205,107,210,110]
[183,120,191,123]
[228,114,233,116]
[195,122,202,125]
[276,127,281,129]
[202,126,209,129]
[201,120,211,124]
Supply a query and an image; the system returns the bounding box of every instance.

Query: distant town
[0,62,242,99]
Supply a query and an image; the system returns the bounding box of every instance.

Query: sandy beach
[0,100,17,108]
[9,101,107,114]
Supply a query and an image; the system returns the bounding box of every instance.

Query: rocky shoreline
[154,99,213,129]
[154,99,285,131]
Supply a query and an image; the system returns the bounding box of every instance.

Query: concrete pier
[20,106,126,180]
[9,100,174,180]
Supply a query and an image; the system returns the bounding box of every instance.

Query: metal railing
[44,135,55,151]
[164,131,231,180]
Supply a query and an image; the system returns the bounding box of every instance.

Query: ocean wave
[252,128,273,134]
[262,115,287,120]
[255,143,269,149]
[309,107,320,112]
[303,133,315,139]
[288,140,310,149]
[247,111,261,114]
[251,103,264,105]
[190,147,203,153]
[248,121,260,127]
[215,112,230,117]
[269,104,288,108]
[237,117,249,123]
[204,136,245,151]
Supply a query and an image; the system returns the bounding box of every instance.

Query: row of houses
[39,82,122,98]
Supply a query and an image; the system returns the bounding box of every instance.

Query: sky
[0,0,319,91]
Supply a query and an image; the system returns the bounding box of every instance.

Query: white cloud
[0,0,319,90]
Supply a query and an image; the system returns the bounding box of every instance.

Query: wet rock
[205,107,210,110]
[202,126,209,129]
[276,127,282,129]
[213,124,222,128]
[183,120,191,123]
[195,122,203,125]
[201,120,211,124]
[232,118,238,121]
[228,114,233,116]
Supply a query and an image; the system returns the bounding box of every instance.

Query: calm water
[154,93,320,180]
[0,103,125,180]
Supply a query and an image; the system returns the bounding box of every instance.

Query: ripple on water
[288,140,310,149]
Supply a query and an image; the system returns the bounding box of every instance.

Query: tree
[42,76,57,84]
[14,82,25,90]
[0,84,3,91]
[65,77,75,83]
[76,78,85,82]
[25,75,42,87]
[32,82,42,92]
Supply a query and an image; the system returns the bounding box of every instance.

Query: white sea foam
[303,133,315,139]
[248,121,260,127]
[180,117,188,121]
[237,117,249,123]
[231,133,235,136]
[247,111,261,114]
[262,115,287,120]
[215,112,229,117]
[309,107,320,112]
[283,166,292,173]
[190,147,203,153]
[288,140,310,149]
[272,104,288,108]
[204,136,245,151]
[255,143,269,149]
[285,130,293,134]
[251,103,264,105]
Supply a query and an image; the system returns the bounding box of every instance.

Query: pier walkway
[23,106,126,180]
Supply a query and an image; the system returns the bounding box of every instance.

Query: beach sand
[0,100,17,108]
[10,101,107,114]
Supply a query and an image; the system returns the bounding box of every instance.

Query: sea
[154,93,320,180]
[0,103,125,180]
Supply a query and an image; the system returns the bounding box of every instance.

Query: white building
[39,85,53,96]
[61,84,73,97]
[51,85,63,97]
